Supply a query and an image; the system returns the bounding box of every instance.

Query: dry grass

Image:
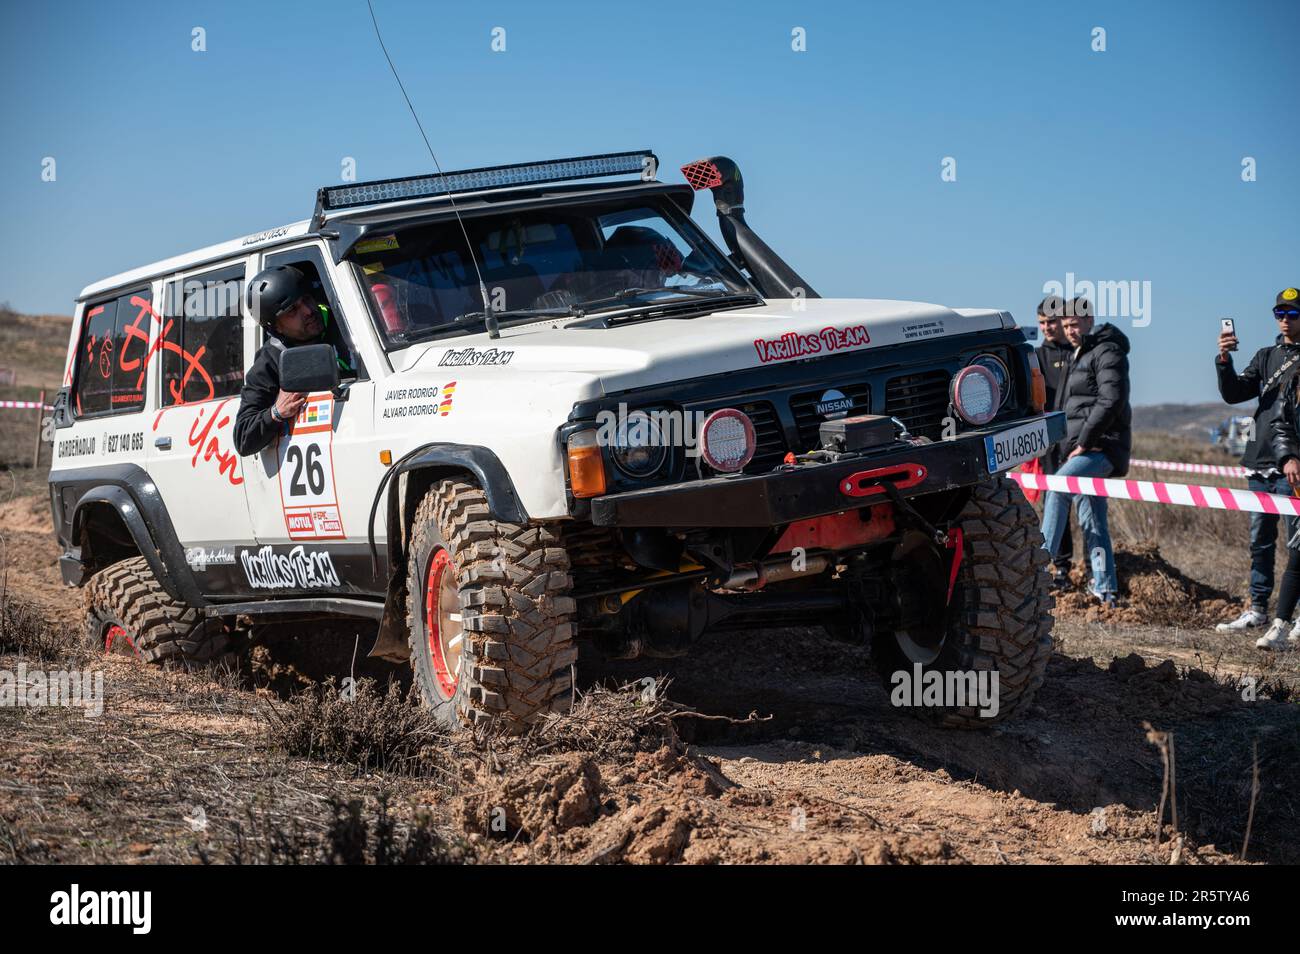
[0,592,83,664]
[263,677,449,778]
[212,794,469,865]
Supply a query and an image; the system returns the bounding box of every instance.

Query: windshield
[351,198,756,348]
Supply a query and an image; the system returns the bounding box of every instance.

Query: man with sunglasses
[1213,287,1300,634]
[234,265,351,456]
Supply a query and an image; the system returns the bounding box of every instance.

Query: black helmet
[246,265,308,329]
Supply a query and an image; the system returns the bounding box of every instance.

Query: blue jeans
[1247,474,1300,612]
[1040,452,1117,597]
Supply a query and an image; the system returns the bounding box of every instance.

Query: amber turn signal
[567,430,607,498]
[1029,366,1047,413]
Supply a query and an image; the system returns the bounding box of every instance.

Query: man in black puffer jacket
[1039,297,1131,608]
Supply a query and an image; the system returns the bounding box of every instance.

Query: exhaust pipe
[681,156,819,300]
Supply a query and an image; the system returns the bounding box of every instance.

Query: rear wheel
[406,479,577,733]
[870,477,1054,727]
[83,556,230,666]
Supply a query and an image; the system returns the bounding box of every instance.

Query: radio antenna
[365,0,499,338]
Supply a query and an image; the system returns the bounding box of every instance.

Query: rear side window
[161,264,245,406]
[73,288,154,417]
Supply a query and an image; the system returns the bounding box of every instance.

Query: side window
[263,246,364,380]
[161,265,245,406]
[73,288,153,417]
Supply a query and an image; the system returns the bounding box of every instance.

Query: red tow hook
[944,528,964,605]
[839,463,926,498]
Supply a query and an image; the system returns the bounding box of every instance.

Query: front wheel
[870,477,1054,727]
[405,479,577,733]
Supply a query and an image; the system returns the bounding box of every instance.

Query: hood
[397,298,1013,395]
[1082,322,1131,355]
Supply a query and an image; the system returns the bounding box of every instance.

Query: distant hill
[0,306,72,392]
[1132,402,1253,437]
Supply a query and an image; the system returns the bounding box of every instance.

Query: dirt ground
[1,307,1296,864]
[3,471,1297,865]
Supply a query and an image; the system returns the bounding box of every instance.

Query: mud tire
[83,556,230,665]
[871,476,1054,727]
[406,479,576,733]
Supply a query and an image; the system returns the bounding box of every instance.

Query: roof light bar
[319,150,658,214]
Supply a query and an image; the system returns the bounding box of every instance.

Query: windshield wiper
[568,293,763,328]
[577,286,752,314]
[393,306,574,343]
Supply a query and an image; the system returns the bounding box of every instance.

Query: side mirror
[279,343,340,394]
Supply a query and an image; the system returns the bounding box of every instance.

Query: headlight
[700,408,756,473]
[969,353,1011,407]
[610,410,668,478]
[950,365,1000,426]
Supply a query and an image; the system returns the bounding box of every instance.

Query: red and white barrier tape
[1010,470,1300,516]
[1129,458,1249,478]
[0,401,51,410]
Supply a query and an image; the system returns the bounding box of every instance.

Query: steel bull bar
[590,412,1066,528]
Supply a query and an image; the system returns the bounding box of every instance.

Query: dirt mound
[451,682,736,863]
[1054,544,1237,627]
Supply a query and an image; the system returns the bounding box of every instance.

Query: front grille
[883,370,951,440]
[789,383,872,452]
[736,400,787,473]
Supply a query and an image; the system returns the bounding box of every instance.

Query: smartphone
[1221,318,1236,350]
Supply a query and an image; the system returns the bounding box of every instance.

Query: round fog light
[700,408,756,473]
[951,365,1000,426]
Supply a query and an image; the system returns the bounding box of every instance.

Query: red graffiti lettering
[133,316,215,404]
[187,398,244,486]
[98,336,114,378]
[118,296,155,379]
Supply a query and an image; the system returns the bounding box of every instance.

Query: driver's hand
[275,390,307,422]
[1285,458,1300,489]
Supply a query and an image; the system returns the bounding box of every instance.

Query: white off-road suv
[50,151,1064,731]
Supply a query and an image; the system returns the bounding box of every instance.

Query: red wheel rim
[104,623,138,657]
[424,548,462,699]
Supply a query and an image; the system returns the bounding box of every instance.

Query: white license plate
[983,419,1051,474]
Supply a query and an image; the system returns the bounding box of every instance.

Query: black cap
[1277,288,1300,309]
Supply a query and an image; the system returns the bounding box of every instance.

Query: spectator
[1213,286,1300,634]
[1036,295,1075,588]
[1039,297,1132,608]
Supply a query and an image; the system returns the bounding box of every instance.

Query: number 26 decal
[286,442,326,496]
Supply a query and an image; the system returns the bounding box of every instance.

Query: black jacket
[1036,337,1072,470]
[1216,336,1300,474]
[233,336,289,456]
[1036,337,1072,410]
[1059,323,1132,477]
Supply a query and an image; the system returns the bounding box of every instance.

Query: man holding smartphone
[1213,287,1300,633]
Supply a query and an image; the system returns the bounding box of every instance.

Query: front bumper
[590,412,1065,528]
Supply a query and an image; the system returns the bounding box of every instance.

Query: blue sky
[1,0,1296,405]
